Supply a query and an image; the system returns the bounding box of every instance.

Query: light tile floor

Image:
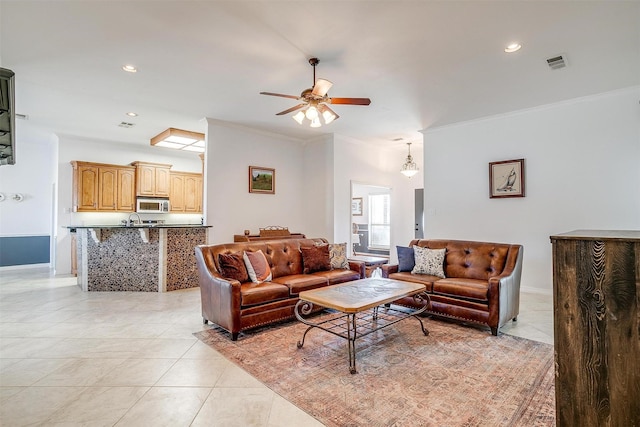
[0,268,553,426]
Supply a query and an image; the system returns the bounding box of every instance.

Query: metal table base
[295,293,430,374]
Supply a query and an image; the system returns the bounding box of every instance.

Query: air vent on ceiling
[546,54,567,70]
[118,122,135,128]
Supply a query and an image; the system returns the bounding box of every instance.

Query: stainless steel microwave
[136,198,170,213]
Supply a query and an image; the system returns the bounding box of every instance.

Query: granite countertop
[66,224,211,229]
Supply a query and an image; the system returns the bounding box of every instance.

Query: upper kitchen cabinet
[131,161,172,197]
[72,162,98,211]
[116,168,136,211]
[71,161,135,212]
[170,171,203,213]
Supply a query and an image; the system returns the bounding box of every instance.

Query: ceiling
[1,1,639,148]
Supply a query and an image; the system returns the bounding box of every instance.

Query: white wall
[205,120,307,243]
[55,134,203,273]
[332,134,424,261]
[302,135,334,240]
[0,123,56,238]
[202,122,423,254]
[421,86,640,293]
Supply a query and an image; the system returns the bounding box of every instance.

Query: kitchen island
[67,224,211,292]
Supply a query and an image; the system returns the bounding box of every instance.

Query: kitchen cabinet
[116,168,136,211]
[71,161,136,212]
[169,173,185,212]
[97,167,117,210]
[132,161,172,197]
[169,171,203,213]
[73,162,99,211]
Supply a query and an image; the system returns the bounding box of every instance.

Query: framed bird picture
[489,159,525,198]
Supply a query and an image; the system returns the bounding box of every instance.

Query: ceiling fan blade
[275,104,306,116]
[311,79,333,97]
[260,92,300,100]
[329,97,371,105]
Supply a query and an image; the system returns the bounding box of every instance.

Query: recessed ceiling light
[504,43,522,53]
[122,64,138,73]
[126,112,138,117]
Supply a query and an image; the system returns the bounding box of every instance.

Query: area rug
[194,314,555,427]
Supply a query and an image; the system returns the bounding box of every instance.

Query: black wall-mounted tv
[0,67,16,166]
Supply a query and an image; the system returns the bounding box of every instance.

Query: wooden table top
[348,255,389,266]
[298,278,426,313]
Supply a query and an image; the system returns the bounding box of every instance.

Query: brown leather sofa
[195,238,365,340]
[381,239,523,335]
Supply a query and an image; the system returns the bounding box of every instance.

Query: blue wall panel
[0,236,50,267]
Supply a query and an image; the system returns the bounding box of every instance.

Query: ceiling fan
[260,58,371,127]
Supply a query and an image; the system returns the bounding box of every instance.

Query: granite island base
[70,225,210,292]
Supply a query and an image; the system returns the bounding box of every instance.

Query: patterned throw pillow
[411,246,446,278]
[396,246,415,272]
[301,244,332,274]
[329,243,349,270]
[218,252,249,283]
[243,250,273,283]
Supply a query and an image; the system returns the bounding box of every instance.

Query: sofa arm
[195,247,242,333]
[381,264,399,278]
[488,245,524,332]
[348,260,366,279]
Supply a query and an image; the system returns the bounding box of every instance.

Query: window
[369,193,390,249]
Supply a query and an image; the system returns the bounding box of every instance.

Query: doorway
[350,182,391,257]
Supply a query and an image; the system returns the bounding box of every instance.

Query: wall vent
[118,122,135,128]
[546,54,567,70]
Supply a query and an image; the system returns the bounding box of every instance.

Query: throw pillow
[218,252,249,283]
[301,244,331,274]
[411,246,446,278]
[329,243,349,270]
[243,250,273,283]
[396,246,415,272]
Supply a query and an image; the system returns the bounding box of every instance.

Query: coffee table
[294,278,431,374]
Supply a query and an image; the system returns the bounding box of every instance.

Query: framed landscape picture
[489,158,525,198]
[249,166,275,194]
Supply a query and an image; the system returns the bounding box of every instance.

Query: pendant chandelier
[400,142,419,178]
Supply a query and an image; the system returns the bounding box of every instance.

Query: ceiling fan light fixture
[400,142,419,178]
[151,128,205,153]
[305,105,319,120]
[292,111,305,125]
[322,109,336,124]
[261,57,370,128]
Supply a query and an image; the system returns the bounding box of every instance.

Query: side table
[348,255,389,277]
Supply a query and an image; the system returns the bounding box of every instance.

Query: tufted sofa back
[197,238,328,279]
[409,239,517,281]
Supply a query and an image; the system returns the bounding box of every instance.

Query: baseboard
[520,285,552,296]
[0,263,51,272]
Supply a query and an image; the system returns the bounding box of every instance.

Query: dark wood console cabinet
[550,230,640,427]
